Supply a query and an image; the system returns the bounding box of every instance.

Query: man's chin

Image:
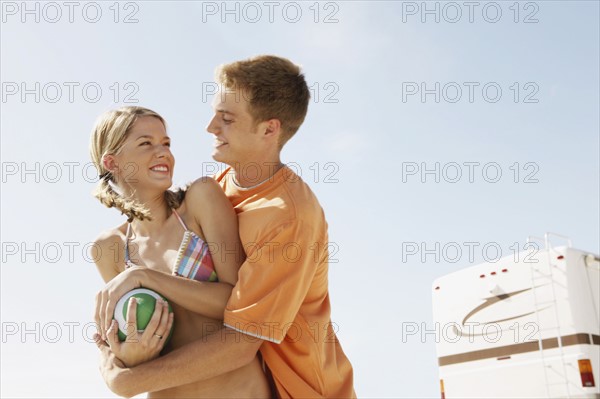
[211,152,234,166]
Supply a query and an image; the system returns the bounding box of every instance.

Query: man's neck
[231,159,284,189]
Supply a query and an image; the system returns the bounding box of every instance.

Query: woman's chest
[127,234,183,273]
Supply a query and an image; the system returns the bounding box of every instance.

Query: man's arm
[98,327,263,398]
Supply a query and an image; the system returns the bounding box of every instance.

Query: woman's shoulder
[186,176,223,196]
[181,176,232,225]
[184,176,228,207]
[92,224,128,280]
[93,223,128,250]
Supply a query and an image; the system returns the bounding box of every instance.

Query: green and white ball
[114,288,174,342]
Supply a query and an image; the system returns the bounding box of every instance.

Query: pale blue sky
[1,1,599,398]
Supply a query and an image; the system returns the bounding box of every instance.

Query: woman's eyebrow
[134,134,170,140]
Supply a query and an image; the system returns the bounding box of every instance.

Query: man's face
[206,88,263,166]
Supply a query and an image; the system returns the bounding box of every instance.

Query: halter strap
[124,210,188,267]
[124,223,132,265]
[172,209,189,230]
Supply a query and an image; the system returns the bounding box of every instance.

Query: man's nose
[206,116,218,135]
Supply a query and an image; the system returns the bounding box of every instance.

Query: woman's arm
[92,231,171,367]
[186,176,244,286]
[93,230,123,284]
[133,267,237,318]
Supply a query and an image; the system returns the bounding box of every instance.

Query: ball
[114,288,174,342]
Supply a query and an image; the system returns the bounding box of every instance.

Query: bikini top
[124,210,218,282]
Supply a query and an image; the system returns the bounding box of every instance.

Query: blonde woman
[89,106,270,398]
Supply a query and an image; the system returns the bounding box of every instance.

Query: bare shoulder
[185,176,227,204]
[94,224,127,247]
[92,224,127,281]
[184,176,233,226]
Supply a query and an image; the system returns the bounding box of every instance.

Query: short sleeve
[223,220,318,344]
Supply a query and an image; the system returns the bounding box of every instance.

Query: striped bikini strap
[172,209,189,231]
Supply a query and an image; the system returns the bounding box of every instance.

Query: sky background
[1,1,599,398]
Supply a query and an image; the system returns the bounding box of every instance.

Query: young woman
[89,106,270,398]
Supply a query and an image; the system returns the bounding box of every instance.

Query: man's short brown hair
[216,55,310,148]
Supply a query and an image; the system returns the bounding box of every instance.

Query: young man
[95,55,355,398]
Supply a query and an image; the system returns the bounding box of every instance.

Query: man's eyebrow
[216,109,236,116]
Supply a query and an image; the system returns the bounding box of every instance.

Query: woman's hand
[103,295,174,368]
[94,266,147,340]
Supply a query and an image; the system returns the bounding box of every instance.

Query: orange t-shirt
[215,165,355,399]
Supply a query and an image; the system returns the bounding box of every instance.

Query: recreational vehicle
[432,234,599,398]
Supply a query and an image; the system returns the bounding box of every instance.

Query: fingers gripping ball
[114,288,174,342]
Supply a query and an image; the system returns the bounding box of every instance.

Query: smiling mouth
[150,165,169,172]
[215,140,228,148]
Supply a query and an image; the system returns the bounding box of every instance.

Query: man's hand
[95,266,146,340]
[94,333,132,397]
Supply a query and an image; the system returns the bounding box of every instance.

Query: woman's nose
[155,144,171,158]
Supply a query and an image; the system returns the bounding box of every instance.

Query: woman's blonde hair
[89,106,185,222]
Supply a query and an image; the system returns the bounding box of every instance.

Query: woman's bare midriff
[147,302,271,399]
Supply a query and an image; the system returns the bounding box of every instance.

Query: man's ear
[102,154,118,174]
[261,118,281,141]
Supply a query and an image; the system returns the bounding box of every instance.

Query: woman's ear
[102,154,117,174]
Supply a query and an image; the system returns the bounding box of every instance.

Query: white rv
[432,234,599,398]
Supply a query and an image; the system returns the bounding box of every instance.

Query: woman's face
[108,116,174,194]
